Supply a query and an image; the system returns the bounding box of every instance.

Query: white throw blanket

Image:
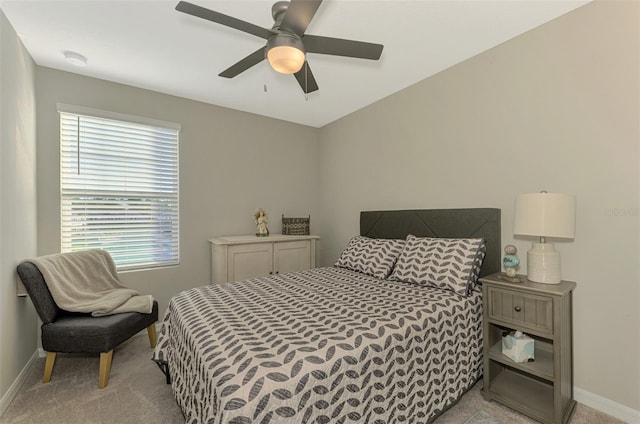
[31,249,154,317]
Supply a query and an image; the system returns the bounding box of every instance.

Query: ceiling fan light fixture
[174,0,383,94]
[266,33,305,74]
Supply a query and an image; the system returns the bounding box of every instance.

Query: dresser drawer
[487,287,553,336]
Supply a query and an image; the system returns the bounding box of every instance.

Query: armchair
[17,260,158,389]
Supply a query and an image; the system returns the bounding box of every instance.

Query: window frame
[58,103,180,271]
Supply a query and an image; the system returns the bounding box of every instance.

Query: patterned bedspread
[153,267,483,424]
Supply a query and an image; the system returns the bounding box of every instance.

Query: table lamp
[513,192,576,284]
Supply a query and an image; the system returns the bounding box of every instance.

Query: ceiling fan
[175,0,384,94]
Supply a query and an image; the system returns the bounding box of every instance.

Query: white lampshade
[513,192,576,284]
[514,192,575,239]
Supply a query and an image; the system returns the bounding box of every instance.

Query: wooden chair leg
[98,350,113,389]
[147,324,157,348]
[43,352,56,383]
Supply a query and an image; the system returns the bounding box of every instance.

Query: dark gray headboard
[360,208,501,277]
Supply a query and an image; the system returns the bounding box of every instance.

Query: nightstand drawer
[487,287,553,336]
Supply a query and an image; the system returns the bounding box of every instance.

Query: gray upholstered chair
[17,261,158,389]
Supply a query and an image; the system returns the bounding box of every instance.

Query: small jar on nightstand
[479,272,577,424]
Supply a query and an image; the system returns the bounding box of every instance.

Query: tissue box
[502,331,535,363]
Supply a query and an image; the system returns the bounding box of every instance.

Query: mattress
[153,267,483,423]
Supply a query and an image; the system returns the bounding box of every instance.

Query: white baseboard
[576,387,640,424]
[0,349,39,417]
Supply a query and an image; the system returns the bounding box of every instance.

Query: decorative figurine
[253,208,269,237]
[501,244,522,282]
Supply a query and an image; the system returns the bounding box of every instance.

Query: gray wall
[318,0,639,412]
[36,68,321,315]
[0,10,38,411]
[2,0,638,417]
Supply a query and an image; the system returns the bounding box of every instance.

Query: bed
[153,208,501,423]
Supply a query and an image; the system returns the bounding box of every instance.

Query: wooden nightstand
[480,272,577,424]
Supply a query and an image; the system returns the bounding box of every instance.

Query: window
[59,104,179,271]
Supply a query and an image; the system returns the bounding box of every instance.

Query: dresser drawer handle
[514,306,522,312]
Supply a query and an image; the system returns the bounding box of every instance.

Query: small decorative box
[282,215,310,235]
[502,331,535,363]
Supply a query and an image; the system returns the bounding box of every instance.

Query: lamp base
[527,242,562,284]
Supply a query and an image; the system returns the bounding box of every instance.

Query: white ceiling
[1,0,589,128]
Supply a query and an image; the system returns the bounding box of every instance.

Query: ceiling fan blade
[279,0,323,36]
[176,1,275,40]
[293,61,319,94]
[303,34,383,60]
[219,47,266,78]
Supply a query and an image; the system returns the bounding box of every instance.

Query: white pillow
[389,235,486,295]
[334,236,405,279]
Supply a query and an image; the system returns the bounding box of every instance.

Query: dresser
[209,234,319,284]
[480,272,576,424]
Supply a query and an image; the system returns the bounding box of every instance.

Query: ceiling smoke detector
[64,51,87,67]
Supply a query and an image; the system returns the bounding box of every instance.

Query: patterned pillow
[389,235,486,295]
[334,236,405,279]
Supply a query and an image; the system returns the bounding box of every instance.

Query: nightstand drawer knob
[514,306,522,312]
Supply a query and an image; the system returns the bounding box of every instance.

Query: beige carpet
[0,332,625,424]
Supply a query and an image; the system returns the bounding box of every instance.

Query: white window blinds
[59,105,180,270]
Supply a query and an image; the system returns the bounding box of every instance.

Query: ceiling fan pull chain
[263,64,268,93]
[305,62,308,101]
